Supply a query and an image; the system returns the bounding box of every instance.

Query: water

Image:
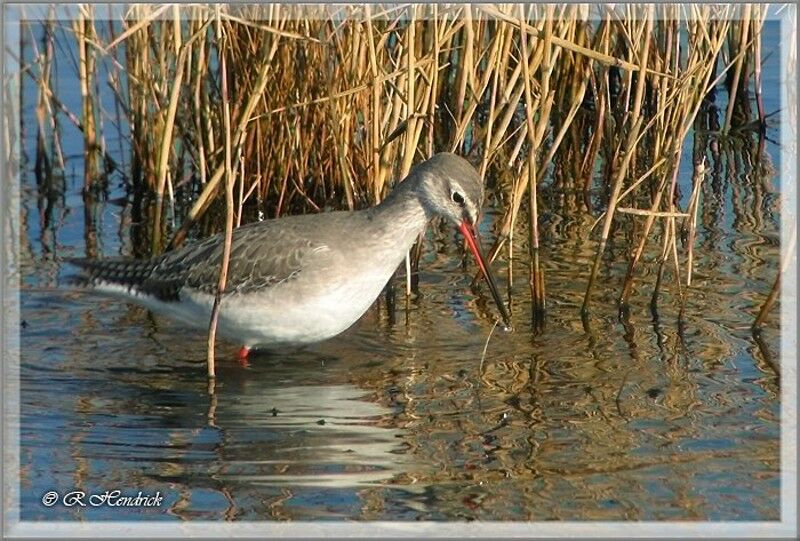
[15,18,784,522]
[17,222,782,521]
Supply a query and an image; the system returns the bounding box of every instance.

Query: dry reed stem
[401,7,418,297]
[618,9,733,307]
[480,4,653,75]
[519,4,555,318]
[582,6,654,316]
[751,5,767,128]
[685,158,706,286]
[168,26,282,250]
[105,5,171,51]
[616,208,689,218]
[152,34,190,253]
[207,8,235,378]
[753,222,796,330]
[73,9,98,190]
[723,4,752,134]
[668,215,684,308]
[364,5,383,203]
[454,5,473,130]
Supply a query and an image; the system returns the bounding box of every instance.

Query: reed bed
[21,3,779,358]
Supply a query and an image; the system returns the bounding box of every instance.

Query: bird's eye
[451,191,465,206]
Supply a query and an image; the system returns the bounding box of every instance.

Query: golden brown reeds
[25,3,774,366]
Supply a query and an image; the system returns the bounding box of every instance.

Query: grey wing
[146,221,325,297]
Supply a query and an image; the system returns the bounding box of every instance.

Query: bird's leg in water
[237,346,250,367]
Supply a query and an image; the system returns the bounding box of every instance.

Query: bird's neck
[366,178,431,251]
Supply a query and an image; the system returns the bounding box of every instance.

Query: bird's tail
[64,257,155,292]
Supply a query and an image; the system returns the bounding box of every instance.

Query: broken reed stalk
[685,158,706,286]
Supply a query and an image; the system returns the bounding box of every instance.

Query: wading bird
[69,153,512,359]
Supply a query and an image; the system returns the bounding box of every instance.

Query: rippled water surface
[18,209,782,521]
[16,19,786,524]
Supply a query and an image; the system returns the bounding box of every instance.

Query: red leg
[237,346,251,367]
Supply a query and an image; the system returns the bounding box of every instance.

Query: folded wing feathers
[66,222,320,301]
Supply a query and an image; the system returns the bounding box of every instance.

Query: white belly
[119,262,397,348]
[213,269,392,347]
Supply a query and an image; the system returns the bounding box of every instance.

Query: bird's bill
[458,221,512,328]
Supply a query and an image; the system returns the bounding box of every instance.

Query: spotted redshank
[68,153,512,357]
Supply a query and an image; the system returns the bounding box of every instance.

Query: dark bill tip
[457,221,512,328]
